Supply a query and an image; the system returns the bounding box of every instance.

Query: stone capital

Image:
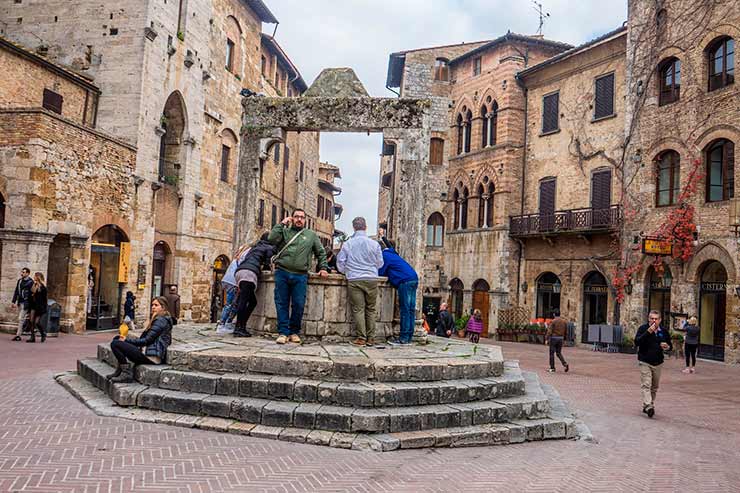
[69,235,90,249]
[0,229,55,245]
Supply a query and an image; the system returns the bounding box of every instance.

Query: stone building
[0,0,334,330]
[620,0,740,363]
[316,162,342,249]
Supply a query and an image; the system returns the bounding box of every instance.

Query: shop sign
[584,285,609,294]
[642,238,672,256]
[137,262,147,290]
[118,242,130,283]
[701,282,726,292]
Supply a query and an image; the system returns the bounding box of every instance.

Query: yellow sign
[642,238,672,256]
[118,242,130,283]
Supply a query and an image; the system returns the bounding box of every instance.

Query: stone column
[0,229,54,332]
[62,235,90,333]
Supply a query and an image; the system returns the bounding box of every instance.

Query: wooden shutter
[430,138,444,165]
[220,145,230,182]
[42,89,63,114]
[595,74,615,119]
[591,170,612,210]
[283,146,290,169]
[539,179,556,215]
[258,200,265,226]
[542,93,559,133]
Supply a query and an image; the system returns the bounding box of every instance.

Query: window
[659,58,681,106]
[594,73,615,119]
[220,145,231,182]
[42,88,63,114]
[706,139,735,202]
[655,151,680,206]
[708,37,734,91]
[430,138,444,165]
[283,146,290,170]
[299,161,304,181]
[225,38,234,71]
[481,102,498,148]
[456,114,464,155]
[433,58,449,81]
[473,56,481,76]
[481,106,488,149]
[454,187,469,229]
[426,212,444,247]
[261,55,267,76]
[486,182,494,227]
[478,180,494,228]
[542,92,559,134]
[317,196,324,218]
[271,204,277,227]
[258,199,265,226]
[274,143,280,163]
[325,200,332,221]
[464,111,472,153]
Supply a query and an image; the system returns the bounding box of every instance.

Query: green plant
[671,332,684,343]
[455,314,470,331]
[177,30,185,42]
[622,334,635,347]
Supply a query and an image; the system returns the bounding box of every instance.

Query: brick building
[0,0,336,331]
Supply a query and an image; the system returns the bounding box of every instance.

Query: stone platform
[57,324,581,451]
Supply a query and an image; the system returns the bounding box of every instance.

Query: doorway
[582,271,608,343]
[422,296,440,333]
[210,255,229,323]
[449,278,464,320]
[88,225,128,330]
[698,261,727,361]
[536,272,561,319]
[472,279,490,337]
[647,265,672,326]
[152,241,171,299]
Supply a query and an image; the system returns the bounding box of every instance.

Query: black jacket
[31,284,48,314]
[236,240,275,277]
[13,277,33,309]
[635,323,673,366]
[436,310,455,337]
[128,315,173,363]
[124,296,135,319]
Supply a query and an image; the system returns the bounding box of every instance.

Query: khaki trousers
[16,306,30,336]
[348,280,378,342]
[639,361,662,408]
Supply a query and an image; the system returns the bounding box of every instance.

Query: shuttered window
[594,73,615,119]
[542,93,559,134]
[257,199,265,226]
[591,169,612,210]
[220,145,230,182]
[539,179,556,215]
[42,88,63,114]
[430,138,444,165]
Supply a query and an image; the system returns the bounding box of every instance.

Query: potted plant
[621,334,636,354]
[455,314,470,339]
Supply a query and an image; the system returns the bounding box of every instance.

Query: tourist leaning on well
[378,234,419,346]
[269,209,329,345]
[217,243,251,332]
[337,217,384,347]
[634,310,672,418]
[678,316,700,374]
[232,233,274,338]
[108,296,173,383]
[26,272,48,343]
[11,267,33,341]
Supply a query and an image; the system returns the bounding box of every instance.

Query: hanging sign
[137,262,147,290]
[642,237,672,256]
[117,242,131,283]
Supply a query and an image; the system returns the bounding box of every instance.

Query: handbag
[270,230,303,271]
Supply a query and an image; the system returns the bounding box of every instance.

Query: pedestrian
[164,285,181,325]
[124,291,136,329]
[269,209,329,344]
[11,267,33,341]
[26,272,48,343]
[436,302,455,338]
[217,243,251,333]
[337,217,384,347]
[108,296,173,383]
[466,309,484,343]
[635,310,672,418]
[233,233,274,338]
[678,316,700,374]
[545,310,569,373]
[377,235,418,346]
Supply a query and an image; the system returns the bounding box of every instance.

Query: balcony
[509,205,621,238]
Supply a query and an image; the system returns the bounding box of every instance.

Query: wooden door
[472,290,490,338]
[539,178,556,231]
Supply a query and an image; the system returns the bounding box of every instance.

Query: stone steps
[57,371,576,452]
[78,358,550,434]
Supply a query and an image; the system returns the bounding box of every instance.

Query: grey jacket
[682,324,700,345]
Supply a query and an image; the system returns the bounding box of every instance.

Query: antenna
[532,1,550,36]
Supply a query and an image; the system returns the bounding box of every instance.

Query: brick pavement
[1,332,740,492]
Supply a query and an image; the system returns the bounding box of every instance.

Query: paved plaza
[2,332,740,492]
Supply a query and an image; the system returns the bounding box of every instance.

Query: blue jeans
[398,280,418,342]
[219,286,237,323]
[274,269,308,336]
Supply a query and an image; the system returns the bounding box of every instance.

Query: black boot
[107,364,123,381]
[233,327,252,338]
[39,323,46,343]
[110,363,134,383]
[26,330,35,343]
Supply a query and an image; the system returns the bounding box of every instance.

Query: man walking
[165,285,181,325]
[546,310,569,373]
[11,267,33,341]
[337,217,384,346]
[269,209,328,344]
[435,302,455,338]
[635,310,672,418]
[378,235,418,345]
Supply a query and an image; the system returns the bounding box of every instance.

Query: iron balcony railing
[509,205,621,237]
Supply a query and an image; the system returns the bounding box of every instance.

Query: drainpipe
[515,73,529,305]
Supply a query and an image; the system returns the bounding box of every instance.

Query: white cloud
[265,0,628,235]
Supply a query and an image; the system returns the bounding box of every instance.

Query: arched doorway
[88,225,129,330]
[472,279,490,337]
[698,261,727,361]
[582,271,608,343]
[536,272,561,319]
[158,92,187,183]
[152,241,172,299]
[647,265,672,326]
[210,254,230,323]
[449,278,464,320]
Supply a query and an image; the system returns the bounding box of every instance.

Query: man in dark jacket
[546,310,569,373]
[378,236,418,345]
[634,310,672,418]
[436,302,455,338]
[233,233,274,337]
[11,267,33,341]
[164,285,181,325]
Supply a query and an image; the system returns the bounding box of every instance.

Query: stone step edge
[55,371,575,452]
[76,359,550,433]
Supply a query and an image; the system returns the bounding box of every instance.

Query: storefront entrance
[647,265,672,325]
[422,296,440,332]
[536,272,561,319]
[87,225,129,330]
[210,255,229,322]
[472,279,490,337]
[698,261,727,361]
[582,271,608,343]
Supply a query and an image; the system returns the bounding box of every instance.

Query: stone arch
[698,25,740,54]
[91,213,132,242]
[224,15,243,77]
[646,136,690,161]
[159,91,188,182]
[451,97,474,125]
[693,124,740,149]
[686,242,737,283]
[479,88,499,108]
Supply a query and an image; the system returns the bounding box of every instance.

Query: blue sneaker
[388,338,412,346]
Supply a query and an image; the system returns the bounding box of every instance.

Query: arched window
[706,139,735,202]
[489,101,498,146]
[0,192,5,228]
[656,150,680,206]
[464,110,472,153]
[658,57,681,105]
[481,106,489,149]
[453,189,460,230]
[433,58,449,81]
[707,37,734,91]
[449,278,464,319]
[460,187,469,229]
[426,212,444,247]
[224,16,243,76]
[486,182,494,226]
[158,92,187,184]
[477,179,495,228]
[220,129,238,183]
[456,114,464,155]
[477,183,486,228]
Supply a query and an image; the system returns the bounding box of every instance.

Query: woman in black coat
[232,233,275,337]
[108,296,173,383]
[27,272,48,343]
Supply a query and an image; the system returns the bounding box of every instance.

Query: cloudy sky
[265,0,627,234]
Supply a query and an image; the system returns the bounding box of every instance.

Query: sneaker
[646,407,655,418]
[547,368,556,373]
[690,368,695,374]
[276,335,288,344]
[350,338,366,347]
[11,336,21,341]
[388,338,412,346]
[288,334,301,344]
[233,329,252,338]
[564,363,569,373]
[682,368,691,374]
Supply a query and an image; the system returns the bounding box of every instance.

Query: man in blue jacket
[378,234,418,345]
